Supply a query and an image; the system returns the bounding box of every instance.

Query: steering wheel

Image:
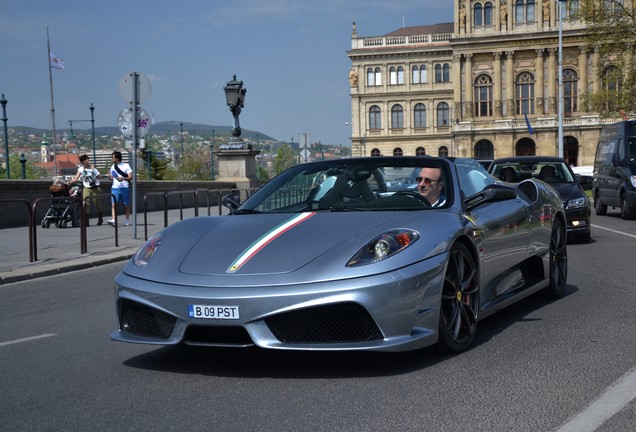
[393,190,431,207]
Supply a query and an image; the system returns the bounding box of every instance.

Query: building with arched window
[347,0,633,166]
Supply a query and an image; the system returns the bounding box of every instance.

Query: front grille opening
[265,303,383,344]
[182,325,254,347]
[119,299,176,340]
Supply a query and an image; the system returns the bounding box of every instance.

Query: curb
[0,251,135,285]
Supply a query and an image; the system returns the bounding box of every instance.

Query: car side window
[618,138,626,161]
[455,158,497,198]
[629,138,636,163]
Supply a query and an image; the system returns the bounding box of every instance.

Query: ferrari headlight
[566,197,587,209]
[133,232,166,267]
[347,229,419,267]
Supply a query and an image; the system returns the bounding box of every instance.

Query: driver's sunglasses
[416,177,440,185]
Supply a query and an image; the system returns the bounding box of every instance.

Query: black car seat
[539,165,557,181]
[318,169,375,209]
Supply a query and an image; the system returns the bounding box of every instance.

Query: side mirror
[222,192,240,213]
[612,153,621,166]
[465,184,517,211]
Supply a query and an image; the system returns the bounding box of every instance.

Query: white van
[592,120,636,219]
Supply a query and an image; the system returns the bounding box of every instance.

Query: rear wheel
[620,194,635,220]
[594,192,607,216]
[437,243,479,353]
[545,218,568,299]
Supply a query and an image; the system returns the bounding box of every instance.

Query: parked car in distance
[592,120,636,219]
[111,157,568,355]
[489,156,591,243]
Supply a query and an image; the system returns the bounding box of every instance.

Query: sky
[0,0,452,146]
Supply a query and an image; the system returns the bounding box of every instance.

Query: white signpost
[117,72,151,239]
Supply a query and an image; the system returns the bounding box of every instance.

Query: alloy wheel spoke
[447,304,459,333]
[460,302,476,328]
[452,305,462,338]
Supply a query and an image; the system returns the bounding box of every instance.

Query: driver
[417,167,445,207]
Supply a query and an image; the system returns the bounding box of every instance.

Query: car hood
[123,211,459,286]
[548,182,585,202]
[180,212,375,275]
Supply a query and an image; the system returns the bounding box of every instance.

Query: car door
[468,197,530,301]
[456,163,530,300]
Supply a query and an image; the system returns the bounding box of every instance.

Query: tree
[257,164,270,182]
[0,154,47,179]
[274,143,295,175]
[138,149,171,180]
[577,0,636,116]
[178,153,210,180]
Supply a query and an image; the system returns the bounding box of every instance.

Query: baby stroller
[41,182,81,228]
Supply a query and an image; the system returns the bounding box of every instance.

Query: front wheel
[437,242,479,353]
[545,218,568,299]
[620,194,635,220]
[594,192,607,216]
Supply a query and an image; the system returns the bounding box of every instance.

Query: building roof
[384,23,454,37]
[35,153,80,171]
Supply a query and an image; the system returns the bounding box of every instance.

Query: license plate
[188,305,240,320]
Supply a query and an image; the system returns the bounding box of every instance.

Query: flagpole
[47,26,58,178]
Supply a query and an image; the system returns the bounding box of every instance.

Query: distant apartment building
[347,0,633,166]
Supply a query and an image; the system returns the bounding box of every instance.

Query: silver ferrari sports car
[111,157,568,353]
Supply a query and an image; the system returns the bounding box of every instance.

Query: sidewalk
[0,209,200,285]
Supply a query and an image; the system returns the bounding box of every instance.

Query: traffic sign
[118,72,151,105]
[117,107,151,137]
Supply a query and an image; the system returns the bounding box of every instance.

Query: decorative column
[494,52,503,117]
[624,43,633,82]
[466,1,472,34]
[550,0,556,28]
[535,49,545,115]
[592,46,601,94]
[506,51,515,116]
[548,48,557,115]
[452,54,463,121]
[578,47,588,110]
[464,54,473,118]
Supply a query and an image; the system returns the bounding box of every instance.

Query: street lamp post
[69,103,97,164]
[1,94,10,179]
[557,0,565,159]
[223,75,247,144]
[19,152,26,179]
[210,128,215,181]
[90,103,96,163]
[180,121,184,156]
[145,149,152,180]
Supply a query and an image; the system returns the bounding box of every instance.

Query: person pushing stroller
[70,154,104,226]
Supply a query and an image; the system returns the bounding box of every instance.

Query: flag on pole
[524,113,534,135]
[50,52,64,71]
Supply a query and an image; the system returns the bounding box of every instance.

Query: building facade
[347,0,633,166]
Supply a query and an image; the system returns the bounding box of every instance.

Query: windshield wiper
[323,207,371,212]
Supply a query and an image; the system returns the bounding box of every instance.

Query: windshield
[237,158,453,213]
[490,160,575,183]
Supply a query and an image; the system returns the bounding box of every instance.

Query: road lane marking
[0,333,57,347]
[556,367,636,432]
[591,224,636,240]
